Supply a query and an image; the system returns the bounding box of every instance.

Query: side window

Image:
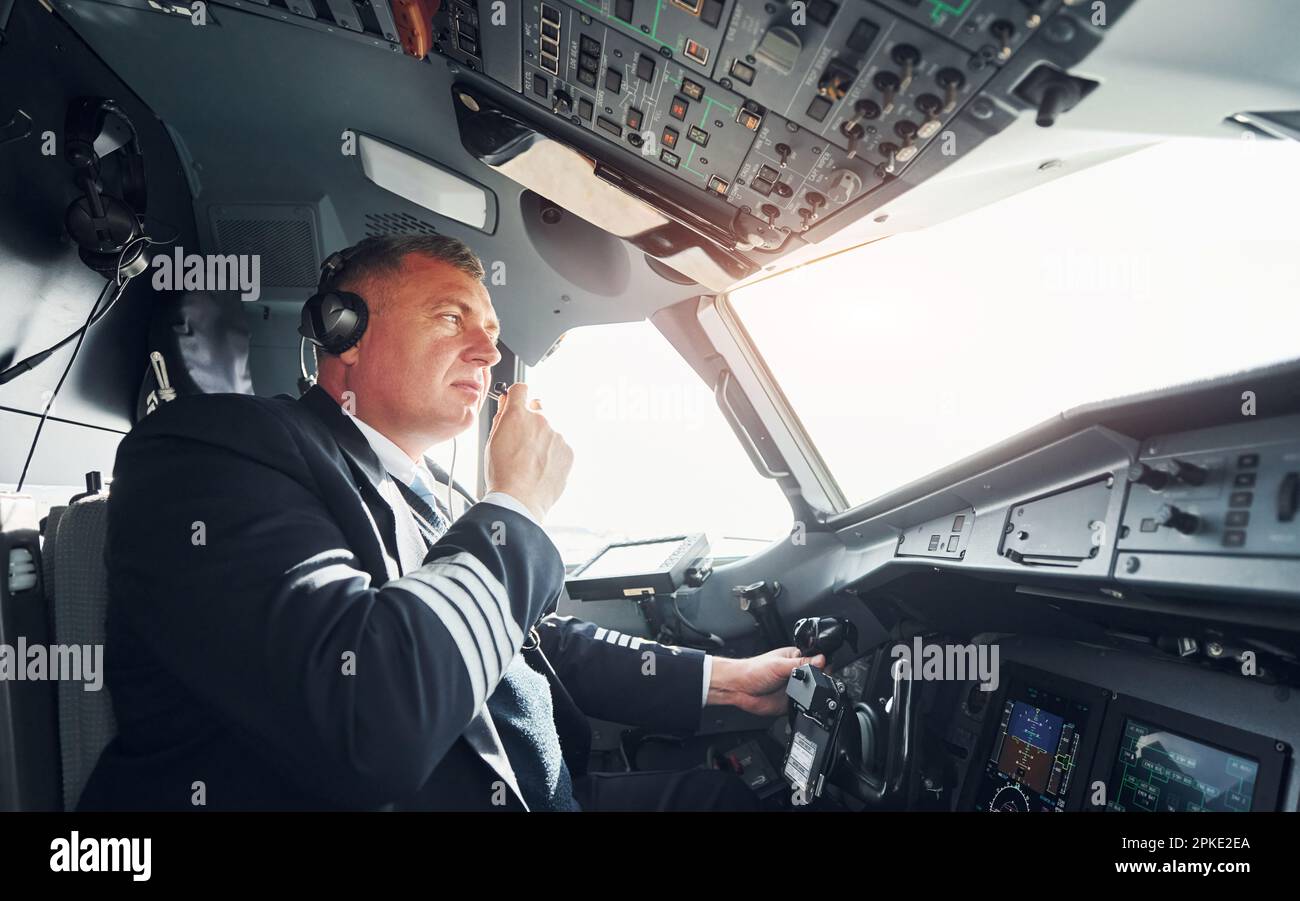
[524,320,792,568]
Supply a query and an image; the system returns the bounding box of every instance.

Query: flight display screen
[573,539,682,579]
[1104,718,1258,812]
[972,683,1092,812]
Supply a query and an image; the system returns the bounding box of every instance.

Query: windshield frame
[702,293,848,515]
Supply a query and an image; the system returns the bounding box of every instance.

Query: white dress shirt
[348,415,712,707]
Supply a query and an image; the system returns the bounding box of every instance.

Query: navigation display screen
[972,683,1092,812]
[574,540,681,580]
[1105,718,1258,812]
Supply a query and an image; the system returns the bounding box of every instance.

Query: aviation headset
[298,245,370,355]
[63,96,150,278]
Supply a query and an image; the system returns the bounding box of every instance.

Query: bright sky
[730,136,1300,508]
[502,136,1300,565]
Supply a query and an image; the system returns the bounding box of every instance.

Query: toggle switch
[1169,459,1208,487]
[876,141,899,175]
[874,70,901,114]
[936,67,965,113]
[1155,503,1200,536]
[841,120,865,158]
[891,44,921,91]
[841,98,881,158]
[990,19,1015,59]
[774,142,793,168]
[1128,462,1171,491]
[915,93,943,138]
[894,120,919,161]
[805,191,826,215]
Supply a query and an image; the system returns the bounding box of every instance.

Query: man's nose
[467,328,502,368]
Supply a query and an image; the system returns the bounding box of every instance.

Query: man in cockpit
[79,234,823,811]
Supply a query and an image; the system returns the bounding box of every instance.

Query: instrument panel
[884,413,1300,599]
[430,0,1129,261]
[960,662,1289,812]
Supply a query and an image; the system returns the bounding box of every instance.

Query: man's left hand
[706,647,827,716]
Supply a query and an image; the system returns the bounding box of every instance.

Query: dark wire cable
[14,279,122,492]
[0,230,168,386]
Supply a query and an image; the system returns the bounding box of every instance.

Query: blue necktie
[402,469,451,539]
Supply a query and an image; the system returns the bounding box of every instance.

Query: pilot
[79,234,825,811]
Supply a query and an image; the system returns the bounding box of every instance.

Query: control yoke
[781,617,914,806]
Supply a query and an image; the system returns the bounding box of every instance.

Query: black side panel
[0,1,197,486]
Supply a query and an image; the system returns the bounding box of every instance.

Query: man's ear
[337,343,362,366]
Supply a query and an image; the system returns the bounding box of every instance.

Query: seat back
[0,496,61,811]
[48,494,117,811]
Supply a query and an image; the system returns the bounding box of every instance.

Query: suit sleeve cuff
[701,654,712,708]
[479,491,540,526]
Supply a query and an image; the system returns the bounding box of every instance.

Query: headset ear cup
[299,291,368,355]
[65,193,141,254]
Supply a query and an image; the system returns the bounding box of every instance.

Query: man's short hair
[310,234,485,362]
[317,234,485,297]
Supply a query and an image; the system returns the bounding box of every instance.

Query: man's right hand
[484,382,574,521]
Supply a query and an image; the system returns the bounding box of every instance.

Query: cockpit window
[727,136,1300,511]
[525,319,792,568]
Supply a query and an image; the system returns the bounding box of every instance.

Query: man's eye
[441,313,461,325]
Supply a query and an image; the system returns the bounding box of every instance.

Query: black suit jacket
[78,387,706,811]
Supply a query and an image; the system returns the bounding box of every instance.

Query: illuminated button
[730,60,756,85]
[952,514,965,531]
[736,107,763,130]
[577,97,593,121]
[580,34,601,57]
[1229,491,1253,508]
[1238,453,1259,469]
[660,149,681,168]
[596,116,622,138]
[681,78,705,101]
[579,52,600,73]
[626,107,644,130]
[577,67,598,87]
[669,95,689,119]
[686,125,709,146]
[928,535,940,551]
[636,54,656,81]
[605,68,623,93]
[946,535,959,552]
[684,38,709,65]
[1222,530,1247,548]
[707,175,730,195]
[661,126,679,148]
[1234,472,1256,488]
[1225,510,1250,527]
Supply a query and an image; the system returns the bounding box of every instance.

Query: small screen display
[576,540,681,580]
[973,683,1091,812]
[1105,718,1258,812]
